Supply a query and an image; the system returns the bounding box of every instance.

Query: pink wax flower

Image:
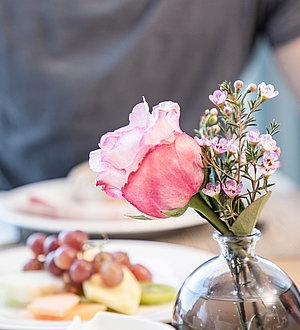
[211,137,229,154]
[89,99,204,218]
[258,82,278,98]
[209,90,227,107]
[223,105,232,116]
[260,165,278,177]
[195,136,211,147]
[263,151,280,169]
[258,82,279,100]
[202,182,221,197]
[260,150,280,177]
[222,180,243,198]
[227,139,238,154]
[274,146,281,158]
[247,129,260,146]
[259,134,277,152]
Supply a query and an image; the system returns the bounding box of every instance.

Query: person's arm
[275,37,300,102]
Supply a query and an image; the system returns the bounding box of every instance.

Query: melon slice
[27,293,80,319]
[33,303,107,321]
[66,303,107,320]
[83,268,141,315]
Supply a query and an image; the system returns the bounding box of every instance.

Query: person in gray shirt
[0,0,300,190]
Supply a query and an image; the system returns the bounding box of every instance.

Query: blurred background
[0,1,300,246]
[1,0,300,190]
[243,40,300,184]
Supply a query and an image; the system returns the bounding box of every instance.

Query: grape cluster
[24,231,152,292]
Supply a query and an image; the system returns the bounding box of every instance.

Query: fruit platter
[0,230,212,328]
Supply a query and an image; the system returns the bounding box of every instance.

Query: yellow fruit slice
[83,268,141,315]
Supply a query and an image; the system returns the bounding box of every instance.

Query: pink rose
[89,99,204,218]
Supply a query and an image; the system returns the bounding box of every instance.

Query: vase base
[173,285,300,330]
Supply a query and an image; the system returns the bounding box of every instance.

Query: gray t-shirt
[1,0,300,189]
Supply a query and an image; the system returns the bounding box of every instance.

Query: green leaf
[125,214,154,220]
[189,194,232,235]
[231,192,272,236]
[161,205,188,217]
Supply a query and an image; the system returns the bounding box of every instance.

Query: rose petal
[96,163,127,199]
[122,133,204,218]
[129,101,152,128]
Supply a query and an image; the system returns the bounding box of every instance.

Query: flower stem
[189,194,232,235]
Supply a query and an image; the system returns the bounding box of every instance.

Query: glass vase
[173,229,300,329]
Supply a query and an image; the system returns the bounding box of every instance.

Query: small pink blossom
[247,129,260,146]
[260,150,280,177]
[234,80,244,90]
[263,151,280,169]
[274,147,281,158]
[260,166,278,177]
[227,139,238,154]
[222,180,243,198]
[247,83,257,93]
[259,134,277,152]
[195,136,211,147]
[258,82,279,100]
[209,90,227,107]
[211,137,229,154]
[202,182,221,197]
[210,108,218,116]
[223,105,232,116]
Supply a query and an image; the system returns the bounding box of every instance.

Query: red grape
[27,233,46,256]
[44,251,64,276]
[54,246,77,270]
[100,261,123,287]
[69,259,93,283]
[93,252,113,272]
[58,230,88,251]
[43,235,60,255]
[130,264,152,282]
[113,251,131,268]
[23,258,44,271]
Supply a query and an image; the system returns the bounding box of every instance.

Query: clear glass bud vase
[173,229,300,329]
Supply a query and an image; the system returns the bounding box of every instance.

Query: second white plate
[0,240,213,329]
[0,179,205,236]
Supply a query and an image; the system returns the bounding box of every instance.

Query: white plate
[0,240,213,329]
[68,312,175,330]
[0,179,205,236]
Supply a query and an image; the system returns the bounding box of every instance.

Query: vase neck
[213,229,261,261]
